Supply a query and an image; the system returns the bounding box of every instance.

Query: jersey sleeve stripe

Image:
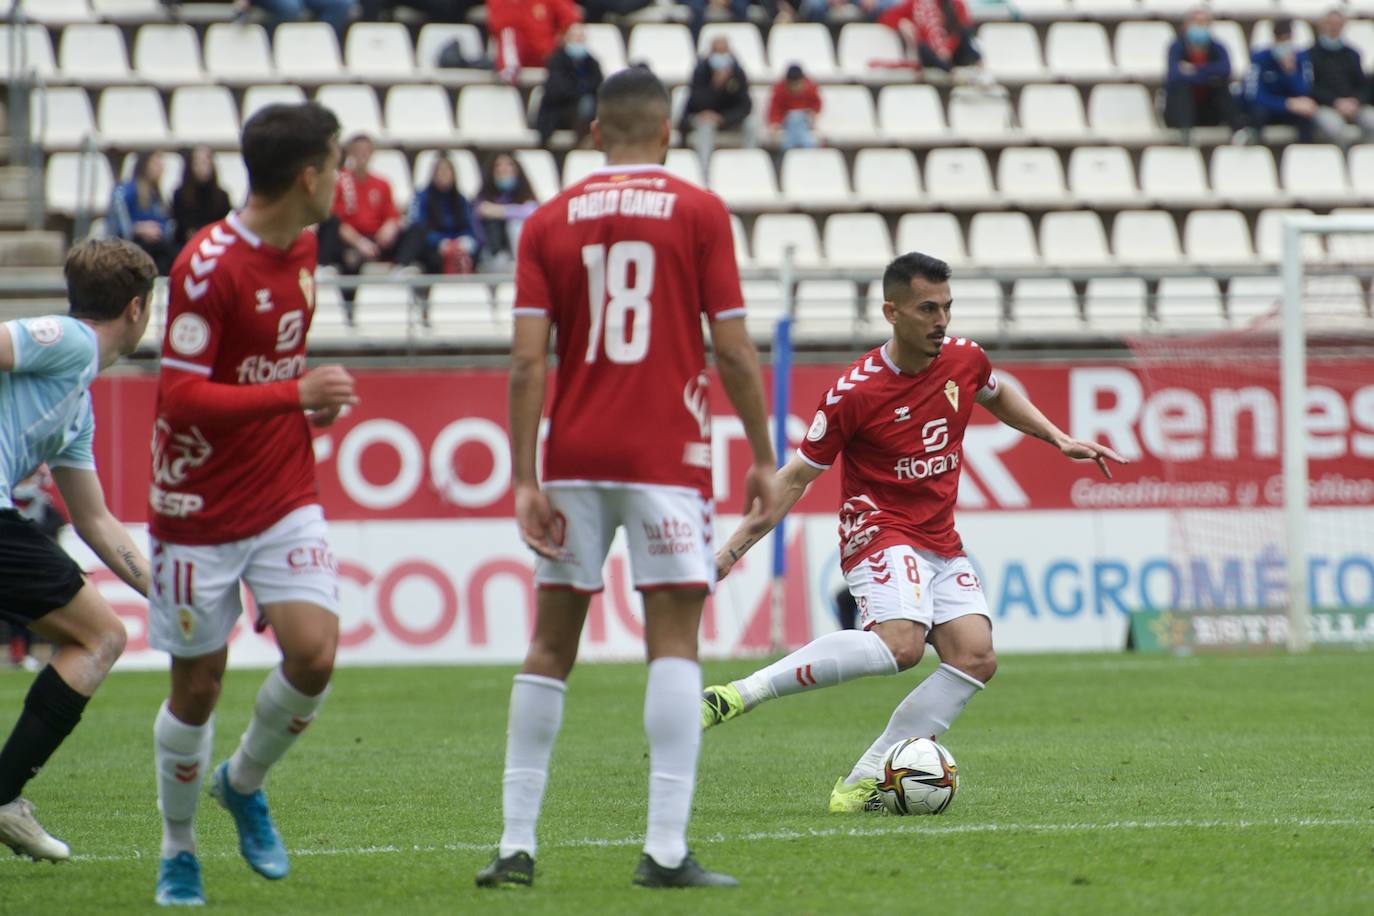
[47,458,96,471]
[160,357,213,376]
[796,449,830,470]
[712,307,747,321]
[511,307,549,317]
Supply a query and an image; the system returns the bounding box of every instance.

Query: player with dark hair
[475,66,776,890]
[0,238,156,860]
[704,252,1127,811]
[147,102,358,906]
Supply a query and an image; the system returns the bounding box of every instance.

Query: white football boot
[0,798,71,862]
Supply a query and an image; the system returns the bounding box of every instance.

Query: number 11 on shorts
[582,241,654,364]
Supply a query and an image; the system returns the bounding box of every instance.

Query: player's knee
[94,614,128,669]
[524,640,577,681]
[886,635,926,672]
[175,670,223,721]
[285,644,336,694]
[950,649,997,685]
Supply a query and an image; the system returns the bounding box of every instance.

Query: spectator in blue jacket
[109,151,175,275]
[1163,7,1240,142]
[397,156,483,275]
[1244,18,1320,142]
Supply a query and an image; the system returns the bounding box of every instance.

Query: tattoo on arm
[116,545,143,581]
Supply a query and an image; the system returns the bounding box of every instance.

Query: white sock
[734,629,897,708]
[846,663,984,784]
[642,657,701,870]
[498,674,566,859]
[227,667,328,795]
[154,702,212,859]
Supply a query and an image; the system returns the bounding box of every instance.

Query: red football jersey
[331,170,398,238]
[798,339,999,570]
[514,164,745,496]
[150,212,319,545]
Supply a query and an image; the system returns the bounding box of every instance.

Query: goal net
[1127,215,1374,652]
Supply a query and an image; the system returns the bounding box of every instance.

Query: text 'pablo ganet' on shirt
[566,177,679,225]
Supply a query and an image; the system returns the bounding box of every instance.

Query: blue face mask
[709,53,732,71]
[495,175,517,193]
[565,42,587,59]
[1318,35,1343,50]
[1272,41,1293,58]
[1186,25,1211,46]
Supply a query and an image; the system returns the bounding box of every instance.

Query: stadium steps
[0,232,65,268]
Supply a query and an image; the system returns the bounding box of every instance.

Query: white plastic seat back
[823,214,893,269]
[1040,211,1112,266]
[896,213,967,266]
[1067,146,1137,204]
[1183,210,1254,265]
[273,22,342,81]
[1112,211,1185,266]
[204,23,273,83]
[969,212,1040,267]
[752,214,823,268]
[1011,278,1082,331]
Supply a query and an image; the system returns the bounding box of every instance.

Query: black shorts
[0,508,85,626]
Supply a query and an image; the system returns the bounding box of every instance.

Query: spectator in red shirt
[768,64,822,151]
[488,0,581,82]
[881,0,982,73]
[319,134,400,318]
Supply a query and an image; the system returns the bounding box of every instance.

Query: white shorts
[148,505,339,658]
[844,545,989,632]
[536,484,715,594]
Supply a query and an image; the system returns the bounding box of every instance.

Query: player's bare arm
[0,323,14,371]
[709,316,779,525]
[716,454,823,581]
[299,365,358,427]
[508,313,560,561]
[52,462,150,597]
[979,382,1127,479]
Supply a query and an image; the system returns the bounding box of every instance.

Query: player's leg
[0,582,126,862]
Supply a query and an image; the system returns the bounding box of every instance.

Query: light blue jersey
[0,315,100,510]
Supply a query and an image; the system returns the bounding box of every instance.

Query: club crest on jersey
[255,288,274,313]
[944,380,959,411]
[298,268,315,311]
[893,406,911,423]
[178,607,194,639]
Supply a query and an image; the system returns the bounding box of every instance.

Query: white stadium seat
[560,149,601,188]
[59,23,131,83]
[1183,210,1255,266]
[273,22,342,82]
[1227,275,1281,323]
[1211,20,1250,79]
[947,89,1016,142]
[1011,0,1073,17]
[947,278,1003,336]
[924,148,999,208]
[45,151,114,216]
[709,148,781,210]
[664,148,705,187]
[823,214,894,268]
[241,84,306,125]
[213,152,248,207]
[457,85,537,146]
[1304,274,1368,320]
[345,22,416,82]
[1213,0,1277,15]
[584,24,627,75]
[133,24,204,86]
[353,284,415,341]
[969,212,1040,267]
[92,0,167,19]
[816,85,878,144]
[513,149,559,202]
[1087,83,1161,143]
[1072,0,1141,16]
[385,85,456,146]
[730,214,752,268]
[877,85,949,144]
[1018,84,1091,143]
[0,24,57,81]
[698,23,768,81]
[1112,210,1185,266]
[169,86,240,146]
[1114,20,1176,81]
[428,283,508,347]
[1349,144,1374,196]
[1346,20,1374,66]
[1211,146,1285,206]
[317,84,385,141]
[415,24,484,72]
[997,147,1069,207]
[367,148,413,210]
[854,148,922,208]
[752,214,823,268]
[1084,277,1148,332]
[838,23,905,81]
[1155,277,1226,329]
[1044,22,1116,81]
[1254,208,1317,263]
[1010,278,1083,332]
[627,24,695,83]
[1041,211,1114,266]
[897,213,967,266]
[1326,207,1374,265]
[1280,144,1351,206]
[780,148,853,209]
[26,0,94,25]
[204,23,273,84]
[768,23,838,79]
[976,23,1047,81]
[742,279,785,339]
[98,86,168,147]
[1139,146,1213,206]
[1067,146,1138,205]
[795,280,860,339]
[31,86,96,150]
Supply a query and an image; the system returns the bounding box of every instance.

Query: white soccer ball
[876,737,959,815]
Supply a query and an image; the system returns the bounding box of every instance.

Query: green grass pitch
[2,651,1373,914]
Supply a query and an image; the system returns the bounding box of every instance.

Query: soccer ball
[876,737,959,815]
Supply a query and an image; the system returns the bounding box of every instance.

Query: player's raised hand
[515,483,563,561]
[299,365,359,411]
[1059,438,1129,479]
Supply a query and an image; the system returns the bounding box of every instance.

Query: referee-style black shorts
[0,509,85,626]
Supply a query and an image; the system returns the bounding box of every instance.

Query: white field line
[6,817,1372,866]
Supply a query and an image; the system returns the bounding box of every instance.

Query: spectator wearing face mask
[475,152,539,269]
[1163,6,1240,142]
[1243,18,1319,142]
[537,23,605,148]
[1308,8,1374,147]
[682,37,756,172]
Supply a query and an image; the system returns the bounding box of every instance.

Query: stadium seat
[741,279,785,339]
[414,24,485,73]
[969,212,1039,266]
[1155,277,1226,329]
[1009,0,1073,17]
[1072,0,1142,15]
[59,23,131,83]
[367,148,413,210]
[24,0,93,24]
[1280,145,1350,206]
[1040,211,1114,266]
[457,85,538,147]
[0,24,57,81]
[924,148,999,208]
[1067,146,1139,206]
[213,152,248,207]
[768,23,838,80]
[997,147,1069,207]
[664,148,705,187]
[427,283,509,348]
[415,149,481,199]
[91,0,167,20]
[897,213,968,266]
[1112,210,1185,266]
[853,148,922,209]
[385,85,455,145]
[98,86,168,147]
[1018,84,1091,143]
[1211,20,1250,79]
[709,148,781,210]
[273,22,342,83]
[837,23,905,81]
[794,280,860,339]
[317,84,385,142]
[876,85,949,145]
[510,149,558,202]
[1084,277,1148,332]
[584,23,627,75]
[1114,20,1176,81]
[133,24,203,86]
[31,86,96,150]
[729,214,752,268]
[1226,275,1281,323]
[947,88,1017,143]
[946,278,1004,336]
[781,148,854,209]
[976,23,1047,81]
[1087,84,1161,143]
[1183,210,1255,266]
[44,151,114,216]
[353,283,415,341]
[824,214,894,268]
[698,23,768,81]
[1325,207,1374,265]
[1304,274,1368,320]
[204,23,273,85]
[241,84,306,125]
[1349,144,1374,196]
[1210,146,1286,206]
[1345,19,1374,66]
[1254,207,1318,263]
[1010,278,1083,332]
[1139,146,1213,207]
[816,85,879,144]
[344,22,416,82]
[560,148,601,188]
[169,86,240,146]
[1044,22,1116,81]
[752,214,823,268]
[627,24,696,83]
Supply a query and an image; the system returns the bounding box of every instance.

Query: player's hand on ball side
[299,365,359,411]
[515,484,563,561]
[742,460,777,525]
[309,404,344,428]
[1058,437,1128,479]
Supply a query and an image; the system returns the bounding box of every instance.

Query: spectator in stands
[319,134,401,319]
[109,151,175,276]
[1164,7,1240,142]
[683,1,781,39]
[1244,18,1319,142]
[475,153,539,270]
[171,146,231,252]
[537,23,605,148]
[682,37,756,171]
[879,0,982,74]
[359,0,480,21]
[488,0,582,82]
[231,0,353,41]
[1308,8,1374,148]
[768,63,822,151]
[397,157,482,276]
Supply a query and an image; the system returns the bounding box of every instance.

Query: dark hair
[173,145,222,207]
[131,151,164,210]
[478,152,536,204]
[422,158,466,232]
[595,66,671,146]
[882,252,952,303]
[66,238,158,321]
[241,102,340,199]
[1272,17,1294,38]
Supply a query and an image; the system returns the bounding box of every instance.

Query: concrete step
[0,166,29,201]
[0,231,65,268]
[0,201,29,229]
